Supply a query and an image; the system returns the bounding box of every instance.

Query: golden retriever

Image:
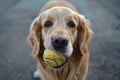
[27,0,92,80]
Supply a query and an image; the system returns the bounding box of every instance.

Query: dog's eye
[67,21,75,28]
[44,21,53,28]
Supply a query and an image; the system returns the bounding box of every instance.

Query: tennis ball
[43,49,67,68]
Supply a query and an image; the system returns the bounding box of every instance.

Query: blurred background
[0,0,120,80]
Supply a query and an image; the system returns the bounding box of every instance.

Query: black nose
[52,36,68,51]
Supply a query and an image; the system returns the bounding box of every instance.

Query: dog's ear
[77,14,93,55]
[27,16,42,57]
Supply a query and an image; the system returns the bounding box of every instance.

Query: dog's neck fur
[37,54,83,80]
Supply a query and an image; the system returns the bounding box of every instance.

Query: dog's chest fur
[37,52,89,80]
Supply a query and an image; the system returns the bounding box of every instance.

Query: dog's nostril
[52,36,68,48]
[54,39,59,45]
[62,39,68,46]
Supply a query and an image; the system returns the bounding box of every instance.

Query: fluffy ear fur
[27,16,42,57]
[77,14,93,55]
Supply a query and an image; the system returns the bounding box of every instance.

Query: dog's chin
[50,58,68,70]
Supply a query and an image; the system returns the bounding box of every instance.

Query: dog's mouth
[43,49,68,70]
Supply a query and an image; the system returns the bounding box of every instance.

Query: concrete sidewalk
[0,0,120,80]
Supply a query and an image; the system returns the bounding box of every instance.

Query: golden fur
[27,0,92,80]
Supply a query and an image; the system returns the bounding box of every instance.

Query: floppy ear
[27,16,42,57]
[77,14,93,55]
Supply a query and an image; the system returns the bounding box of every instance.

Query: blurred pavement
[0,0,120,80]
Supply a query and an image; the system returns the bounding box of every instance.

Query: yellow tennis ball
[43,49,67,68]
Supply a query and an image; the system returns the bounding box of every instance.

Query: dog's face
[41,7,79,57]
[28,7,92,68]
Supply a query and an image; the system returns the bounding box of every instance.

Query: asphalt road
[0,0,120,80]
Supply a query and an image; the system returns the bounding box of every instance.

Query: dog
[27,0,92,80]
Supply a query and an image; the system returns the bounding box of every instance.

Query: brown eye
[67,21,75,28]
[44,21,53,28]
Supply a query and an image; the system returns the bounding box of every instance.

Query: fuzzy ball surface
[43,49,67,68]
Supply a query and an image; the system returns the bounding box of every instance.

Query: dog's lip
[47,47,66,55]
[55,49,66,54]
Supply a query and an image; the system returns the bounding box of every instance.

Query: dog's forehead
[41,7,75,17]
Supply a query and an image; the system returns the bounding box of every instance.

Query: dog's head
[28,7,92,69]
